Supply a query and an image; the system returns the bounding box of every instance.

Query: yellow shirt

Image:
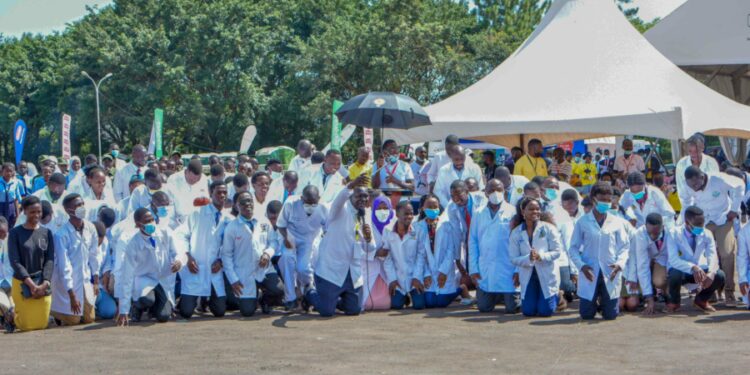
[513,155,548,180]
[667,191,682,212]
[575,162,597,186]
[348,162,372,188]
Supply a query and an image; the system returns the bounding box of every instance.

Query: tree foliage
[0,0,648,162]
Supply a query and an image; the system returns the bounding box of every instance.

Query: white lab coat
[313,188,376,288]
[166,171,210,220]
[126,185,178,218]
[67,173,114,201]
[382,224,420,295]
[298,164,346,205]
[51,221,100,316]
[118,228,185,314]
[221,218,275,299]
[569,213,630,301]
[675,154,720,205]
[0,237,12,287]
[628,226,669,297]
[468,203,516,293]
[737,223,750,288]
[109,217,138,298]
[277,197,327,264]
[15,188,68,232]
[680,172,744,226]
[113,162,143,201]
[288,155,311,173]
[173,205,229,297]
[619,185,675,228]
[667,225,719,277]
[361,223,392,308]
[415,216,460,294]
[505,175,529,206]
[509,221,562,300]
[433,163,485,208]
[446,192,486,273]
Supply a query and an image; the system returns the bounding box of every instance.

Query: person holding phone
[8,196,55,332]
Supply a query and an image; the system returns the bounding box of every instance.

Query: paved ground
[2,300,749,375]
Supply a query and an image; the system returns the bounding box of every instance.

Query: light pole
[81,71,113,163]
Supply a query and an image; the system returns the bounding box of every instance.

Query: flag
[61,114,72,160]
[239,125,257,154]
[13,120,27,165]
[322,125,356,153]
[154,108,164,158]
[331,100,344,151]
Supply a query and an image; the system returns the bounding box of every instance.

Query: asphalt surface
[2,299,749,374]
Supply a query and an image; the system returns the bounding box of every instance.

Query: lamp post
[81,71,113,163]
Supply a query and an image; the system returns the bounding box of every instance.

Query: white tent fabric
[386,0,750,149]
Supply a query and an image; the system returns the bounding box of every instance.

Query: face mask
[303,203,317,215]
[624,151,632,157]
[416,156,424,163]
[690,226,704,236]
[143,223,157,236]
[387,155,398,164]
[111,150,119,158]
[148,188,160,195]
[488,191,503,205]
[632,190,645,200]
[375,209,391,222]
[424,208,440,220]
[574,157,581,163]
[602,180,612,186]
[74,206,87,220]
[270,171,283,180]
[545,188,558,201]
[156,206,170,218]
[595,201,611,214]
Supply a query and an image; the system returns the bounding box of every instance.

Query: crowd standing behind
[0,131,747,332]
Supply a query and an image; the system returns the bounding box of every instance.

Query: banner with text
[61,114,72,160]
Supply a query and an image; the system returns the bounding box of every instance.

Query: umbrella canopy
[335,92,431,130]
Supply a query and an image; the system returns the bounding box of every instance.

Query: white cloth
[737,223,750,286]
[668,226,719,277]
[166,171,210,220]
[628,226,669,297]
[411,161,430,196]
[119,228,184,314]
[681,172,744,226]
[434,163,485,209]
[313,189,376,288]
[372,160,414,190]
[221,218,275,299]
[675,154,720,205]
[569,212,630,301]
[619,185,676,228]
[113,162,143,201]
[415,216,459,294]
[0,237,12,287]
[173,205,229,297]
[288,155,311,173]
[382,224,420,295]
[297,164,346,205]
[613,154,645,175]
[468,203,517,293]
[15,188,68,232]
[51,221,100,316]
[506,175,529,206]
[509,221,562,300]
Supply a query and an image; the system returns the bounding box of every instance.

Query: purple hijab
[371,196,394,234]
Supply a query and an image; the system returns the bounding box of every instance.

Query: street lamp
[81,71,113,163]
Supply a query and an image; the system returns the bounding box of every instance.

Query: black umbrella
[334,92,431,130]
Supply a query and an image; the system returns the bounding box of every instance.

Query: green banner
[154,108,164,158]
[331,100,344,151]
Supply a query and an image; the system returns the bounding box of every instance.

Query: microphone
[356,208,366,224]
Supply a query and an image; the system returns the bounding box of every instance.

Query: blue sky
[0,0,686,38]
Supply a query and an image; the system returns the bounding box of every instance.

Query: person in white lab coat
[303,175,375,317]
[15,173,68,233]
[277,185,327,310]
[173,181,230,319]
[494,166,528,207]
[0,217,14,331]
[371,139,415,193]
[737,210,750,308]
[116,208,184,326]
[509,197,563,317]
[445,179,486,305]
[298,149,346,204]
[557,189,583,305]
[619,172,675,228]
[625,213,669,315]
[50,194,100,326]
[166,159,210,221]
[675,134,720,206]
[468,179,518,313]
[682,166,743,305]
[251,171,273,227]
[569,183,630,320]
[92,222,116,320]
[80,167,118,225]
[127,168,172,216]
[383,201,423,310]
[666,206,725,313]
[362,195,394,311]
[222,192,283,317]
[113,144,148,201]
[288,139,313,173]
[433,147,485,208]
[267,171,298,205]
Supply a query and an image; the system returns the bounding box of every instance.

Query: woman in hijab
[362,194,394,311]
[66,156,83,188]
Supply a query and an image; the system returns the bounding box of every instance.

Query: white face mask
[74,206,87,220]
[270,171,283,180]
[488,191,503,205]
[303,203,317,215]
[375,209,391,222]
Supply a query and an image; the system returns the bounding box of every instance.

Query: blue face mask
[595,201,611,214]
[156,206,169,218]
[111,150,119,158]
[387,155,398,164]
[143,223,157,236]
[424,208,440,220]
[545,188,558,201]
[690,226,704,236]
[632,190,645,200]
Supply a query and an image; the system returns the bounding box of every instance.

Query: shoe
[725,293,737,307]
[693,299,716,313]
[665,303,680,313]
[261,302,271,315]
[460,298,475,306]
[284,300,296,312]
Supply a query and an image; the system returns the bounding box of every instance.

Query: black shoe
[301,298,311,313]
[261,302,271,314]
[129,306,142,323]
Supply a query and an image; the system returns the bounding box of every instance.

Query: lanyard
[526,155,539,173]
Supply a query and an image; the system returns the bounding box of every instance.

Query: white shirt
[51,221,100,316]
[288,155,311,173]
[613,154,645,176]
[298,164,346,205]
[277,197,327,253]
[433,163,485,208]
[628,226,669,297]
[372,160,414,190]
[313,189,376,288]
[681,172,744,226]
[113,162,144,201]
[675,154,720,204]
[166,171,210,220]
[411,161,430,196]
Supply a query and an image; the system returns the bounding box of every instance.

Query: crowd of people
[0,131,748,332]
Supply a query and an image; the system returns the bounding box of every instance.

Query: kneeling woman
[509,198,562,317]
[382,201,424,310]
[416,194,461,308]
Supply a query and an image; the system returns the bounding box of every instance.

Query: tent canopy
[386,0,750,149]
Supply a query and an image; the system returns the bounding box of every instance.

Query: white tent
[646,0,750,164]
[386,0,750,149]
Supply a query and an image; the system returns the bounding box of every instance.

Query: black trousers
[133,284,172,323]
[178,285,226,319]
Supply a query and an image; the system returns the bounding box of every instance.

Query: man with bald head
[494,165,529,206]
[114,144,148,201]
[433,146,484,208]
[268,171,299,204]
[289,139,314,173]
